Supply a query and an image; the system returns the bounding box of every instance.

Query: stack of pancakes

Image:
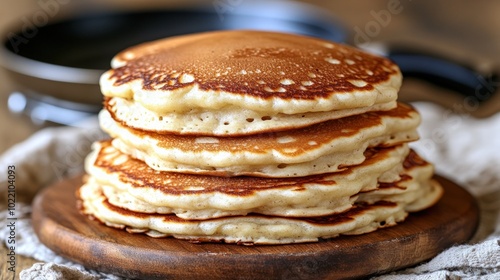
[78,30,443,244]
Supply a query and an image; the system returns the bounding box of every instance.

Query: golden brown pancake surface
[108,30,399,100]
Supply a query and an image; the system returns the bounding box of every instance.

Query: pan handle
[387,50,499,103]
[8,92,95,125]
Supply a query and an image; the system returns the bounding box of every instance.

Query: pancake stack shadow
[78,30,443,245]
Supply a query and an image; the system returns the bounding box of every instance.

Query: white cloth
[1,102,499,279]
[19,262,98,280]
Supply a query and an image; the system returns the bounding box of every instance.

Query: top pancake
[100,30,401,115]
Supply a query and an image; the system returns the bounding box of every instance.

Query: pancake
[358,178,443,212]
[84,140,415,219]
[77,30,443,245]
[95,171,441,218]
[357,150,443,212]
[100,30,401,120]
[99,102,420,177]
[78,184,408,245]
[356,150,443,212]
[104,97,397,136]
[78,148,442,244]
[86,146,441,219]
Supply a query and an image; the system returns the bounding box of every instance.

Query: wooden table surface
[1,0,499,278]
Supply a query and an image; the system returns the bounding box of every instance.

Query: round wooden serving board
[32,175,479,280]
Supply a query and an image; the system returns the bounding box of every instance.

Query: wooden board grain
[32,175,479,280]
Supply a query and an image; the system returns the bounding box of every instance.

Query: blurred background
[1,0,500,275]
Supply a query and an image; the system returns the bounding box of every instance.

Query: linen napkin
[1,102,499,279]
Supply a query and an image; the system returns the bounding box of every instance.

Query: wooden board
[32,175,479,280]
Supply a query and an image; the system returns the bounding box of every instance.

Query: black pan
[1,1,498,124]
